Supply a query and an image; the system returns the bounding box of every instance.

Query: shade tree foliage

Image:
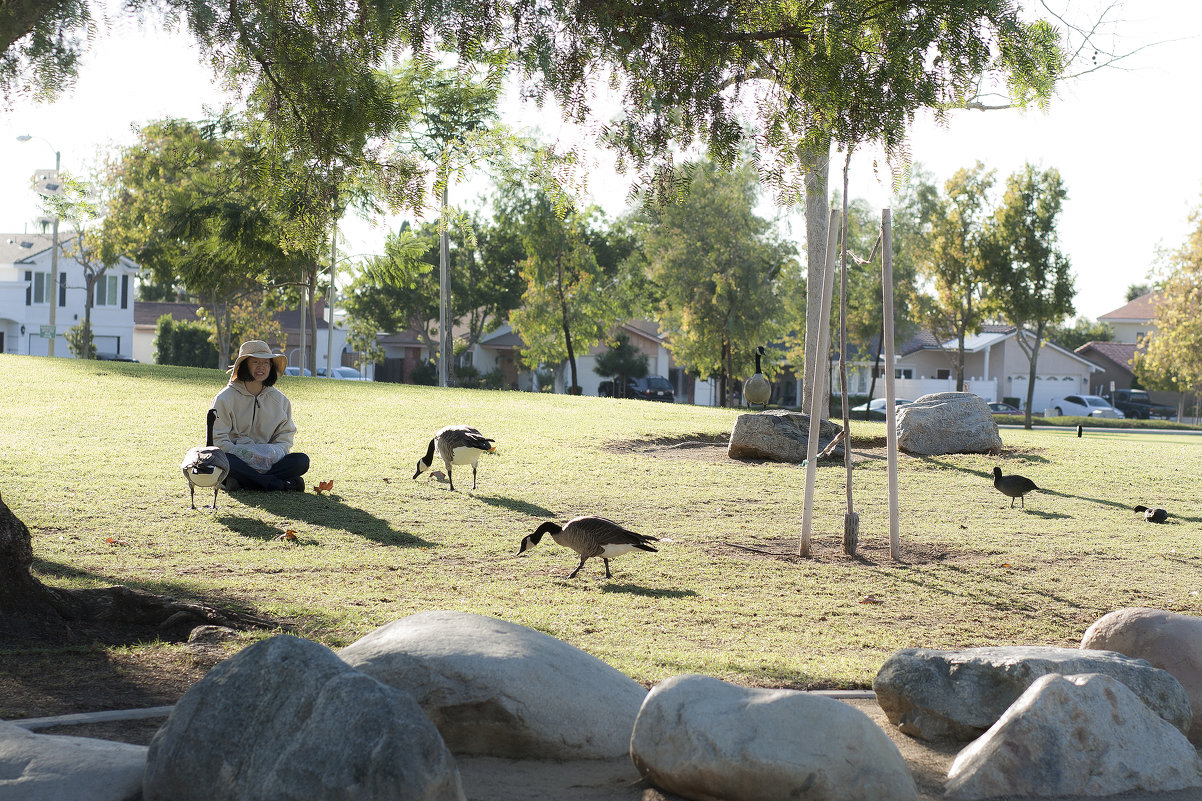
[1134,203,1202,396]
[982,164,1075,429]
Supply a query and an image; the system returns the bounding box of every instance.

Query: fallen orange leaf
[315,479,334,494]
[105,537,129,546]
[273,529,299,542]
[858,594,884,605]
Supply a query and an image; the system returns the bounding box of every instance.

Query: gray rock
[630,674,918,801]
[339,611,645,760]
[143,634,464,801]
[0,716,146,798]
[873,645,1191,742]
[896,392,1001,456]
[0,719,147,801]
[946,672,1202,799]
[727,410,842,462]
[1082,606,1202,743]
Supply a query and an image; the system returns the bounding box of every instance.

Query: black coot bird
[1134,504,1168,523]
[992,466,1039,508]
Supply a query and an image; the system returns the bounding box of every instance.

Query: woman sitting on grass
[212,340,309,493]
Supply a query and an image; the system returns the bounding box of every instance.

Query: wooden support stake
[800,207,841,557]
[881,209,901,560]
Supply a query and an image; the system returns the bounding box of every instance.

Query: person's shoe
[284,477,305,493]
[222,476,241,492]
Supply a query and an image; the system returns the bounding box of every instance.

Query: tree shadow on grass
[229,492,435,548]
[919,456,1131,512]
[471,494,556,518]
[600,584,698,598]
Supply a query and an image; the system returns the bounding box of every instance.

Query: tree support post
[800,208,840,557]
[881,209,900,560]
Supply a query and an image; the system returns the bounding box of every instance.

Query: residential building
[1,233,139,359]
[887,324,1102,411]
[1097,291,1159,344]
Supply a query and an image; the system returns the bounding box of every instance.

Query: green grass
[3,354,1202,691]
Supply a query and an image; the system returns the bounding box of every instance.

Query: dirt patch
[705,536,998,567]
[604,433,897,465]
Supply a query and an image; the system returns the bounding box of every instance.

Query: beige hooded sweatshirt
[211,381,296,471]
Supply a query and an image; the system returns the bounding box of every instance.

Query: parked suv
[1047,394,1125,419]
[598,375,675,401]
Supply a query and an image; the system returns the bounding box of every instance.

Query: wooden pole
[800,208,841,557]
[881,209,901,560]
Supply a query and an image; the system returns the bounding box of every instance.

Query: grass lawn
[3,355,1202,713]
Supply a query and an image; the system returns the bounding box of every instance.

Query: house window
[25,270,50,305]
[895,368,913,379]
[936,368,951,380]
[94,275,119,307]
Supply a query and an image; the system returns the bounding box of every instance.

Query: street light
[17,135,62,358]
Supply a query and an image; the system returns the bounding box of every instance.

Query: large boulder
[0,720,147,801]
[143,634,464,801]
[896,392,1001,456]
[1082,607,1202,743]
[338,611,646,760]
[727,410,842,462]
[873,645,1191,742]
[946,672,1202,799]
[630,674,919,801]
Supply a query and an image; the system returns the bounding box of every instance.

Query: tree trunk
[802,137,832,415]
[0,491,277,646]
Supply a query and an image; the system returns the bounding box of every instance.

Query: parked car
[1047,394,1125,419]
[849,397,913,420]
[599,375,675,401]
[628,375,675,402]
[987,402,1023,416]
[1102,388,1176,420]
[284,366,312,377]
[317,366,364,380]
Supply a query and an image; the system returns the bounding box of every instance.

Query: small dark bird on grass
[992,466,1040,508]
[517,515,658,578]
[1077,424,1083,438]
[1134,504,1168,523]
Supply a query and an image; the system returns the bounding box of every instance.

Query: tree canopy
[1135,204,1202,394]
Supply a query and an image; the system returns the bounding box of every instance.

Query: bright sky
[1,1,1199,321]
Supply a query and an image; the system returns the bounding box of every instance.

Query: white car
[1048,394,1125,419]
[849,397,913,419]
[317,366,365,380]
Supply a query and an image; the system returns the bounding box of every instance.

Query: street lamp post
[18,135,61,358]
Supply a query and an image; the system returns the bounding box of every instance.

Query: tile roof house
[0,232,140,359]
[1097,291,1160,344]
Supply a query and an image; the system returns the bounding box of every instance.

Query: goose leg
[603,558,612,578]
[568,558,587,578]
[212,487,220,510]
[1010,496,1015,508]
[472,464,477,490]
[447,466,455,492]
[189,484,197,510]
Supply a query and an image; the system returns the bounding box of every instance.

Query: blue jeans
[225,452,310,491]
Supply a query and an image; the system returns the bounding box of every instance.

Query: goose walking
[992,466,1039,508]
[517,515,658,578]
[182,408,230,510]
[743,345,771,408]
[1134,504,1169,523]
[413,425,495,491]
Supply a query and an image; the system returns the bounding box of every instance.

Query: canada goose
[181,409,230,510]
[413,425,496,491]
[743,345,771,408]
[992,466,1039,508]
[516,515,658,578]
[1134,504,1169,523]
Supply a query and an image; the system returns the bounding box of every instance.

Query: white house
[0,232,139,359]
[890,324,1104,411]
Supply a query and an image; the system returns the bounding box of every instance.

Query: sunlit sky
[2,1,1199,321]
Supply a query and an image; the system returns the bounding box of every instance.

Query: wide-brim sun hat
[228,340,288,377]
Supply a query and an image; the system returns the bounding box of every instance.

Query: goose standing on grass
[413,425,496,491]
[181,409,230,510]
[1134,504,1169,523]
[743,346,772,408]
[991,466,1040,508]
[517,515,658,578]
